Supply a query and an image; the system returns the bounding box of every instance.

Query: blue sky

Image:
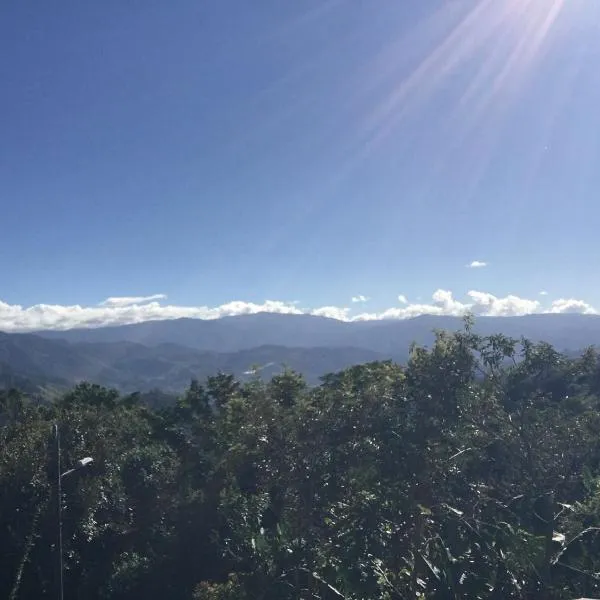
[2,0,600,330]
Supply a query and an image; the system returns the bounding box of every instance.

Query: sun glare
[362,0,568,151]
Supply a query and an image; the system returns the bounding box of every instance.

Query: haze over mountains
[36,312,600,353]
[1,312,600,393]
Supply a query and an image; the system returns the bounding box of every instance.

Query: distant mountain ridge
[0,331,386,392]
[35,312,600,353]
[1,313,599,393]
[37,313,351,351]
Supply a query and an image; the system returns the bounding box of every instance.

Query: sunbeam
[362,0,568,152]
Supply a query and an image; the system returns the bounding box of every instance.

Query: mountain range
[1,312,599,393]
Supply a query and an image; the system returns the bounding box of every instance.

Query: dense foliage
[3,323,600,599]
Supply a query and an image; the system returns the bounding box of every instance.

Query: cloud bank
[0,290,596,333]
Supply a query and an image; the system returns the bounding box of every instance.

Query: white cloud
[351,295,369,303]
[546,298,597,315]
[398,294,408,304]
[351,290,469,321]
[352,290,550,321]
[0,290,596,332]
[311,306,352,320]
[467,260,488,268]
[466,291,540,317]
[0,299,303,332]
[540,291,548,296]
[100,294,167,307]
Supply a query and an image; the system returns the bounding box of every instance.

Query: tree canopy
[3,324,600,599]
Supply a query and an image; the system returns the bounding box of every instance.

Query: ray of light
[461,0,567,128]
[360,0,500,151]
[361,0,568,153]
[242,0,574,273]
[445,0,570,215]
[274,0,346,37]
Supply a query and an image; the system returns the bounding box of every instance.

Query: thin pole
[55,424,64,600]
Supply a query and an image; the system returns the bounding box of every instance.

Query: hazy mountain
[0,331,386,392]
[36,312,600,354]
[37,314,352,351]
[3,313,600,394]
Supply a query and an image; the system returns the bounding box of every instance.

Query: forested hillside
[3,323,600,599]
[6,313,600,394]
[0,330,387,391]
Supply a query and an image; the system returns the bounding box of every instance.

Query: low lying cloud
[351,295,369,303]
[548,298,597,315]
[332,290,593,322]
[467,291,540,317]
[467,260,488,268]
[0,289,596,332]
[312,306,352,320]
[0,298,303,333]
[100,294,167,307]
